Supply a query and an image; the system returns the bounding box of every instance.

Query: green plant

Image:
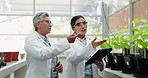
[100,29,134,55]
[101,18,148,57]
[100,37,112,48]
[131,18,148,58]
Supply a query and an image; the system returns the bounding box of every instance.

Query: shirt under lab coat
[64,36,103,78]
[24,32,70,78]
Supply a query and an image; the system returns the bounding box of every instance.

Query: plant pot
[20,53,25,59]
[116,55,127,69]
[133,57,148,77]
[4,52,13,62]
[121,56,135,74]
[107,54,116,67]
[107,54,121,71]
[0,52,6,62]
[104,57,110,68]
[128,56,136,72]
[115,55,133,74]
[0,52,7,67]
[12,52,19,61]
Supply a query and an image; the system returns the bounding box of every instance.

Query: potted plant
[100,30,132,71]
[131,18,148,58]
[101,28,139,74]
[130,18,148,77]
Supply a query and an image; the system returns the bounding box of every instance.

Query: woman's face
[73,17,87,36]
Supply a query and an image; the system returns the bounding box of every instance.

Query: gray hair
[33,12,49,31]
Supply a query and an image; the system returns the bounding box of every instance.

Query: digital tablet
[85,48,112,65]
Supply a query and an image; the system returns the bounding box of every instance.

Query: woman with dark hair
[64,15,106,78]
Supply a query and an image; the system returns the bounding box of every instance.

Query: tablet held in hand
[85,48,112,65]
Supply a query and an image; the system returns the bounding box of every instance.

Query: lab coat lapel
[75,38,85,47]
[34,32,49,46]
[75,36,91,47]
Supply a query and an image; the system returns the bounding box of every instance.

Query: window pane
[72,0,102,16]
[85,17,102,35]
[108,0,129,15]
[49,17,71,35]
[0,16,33,34]
[0,0,101,16]
[0,0,33,15]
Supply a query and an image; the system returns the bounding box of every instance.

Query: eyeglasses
[74,21,88,27]
[40,20,53,26]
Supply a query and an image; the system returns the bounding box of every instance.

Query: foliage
[100,18,148,57]
[131,18,148,58]
[131,18,148,49]
[100,29,134,50]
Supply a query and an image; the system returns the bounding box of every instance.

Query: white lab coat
[64,36,103,78]
[24,32,70,78]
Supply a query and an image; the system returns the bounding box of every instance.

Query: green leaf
[137,39,147,48]
[132,18,140,25]
[140,19,148,24]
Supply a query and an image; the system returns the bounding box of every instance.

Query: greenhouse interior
[0,0,148,78]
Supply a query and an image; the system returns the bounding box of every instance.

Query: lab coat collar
[34,31,50,46]
[75,36,91,47]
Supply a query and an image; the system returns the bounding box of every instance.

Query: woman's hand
[91,38,107,48]
[94,58,104,67]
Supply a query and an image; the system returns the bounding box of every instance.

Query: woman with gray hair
[24,12,79,78]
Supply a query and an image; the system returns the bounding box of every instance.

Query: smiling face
[36,16,53,36]
[72,17,87,39]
